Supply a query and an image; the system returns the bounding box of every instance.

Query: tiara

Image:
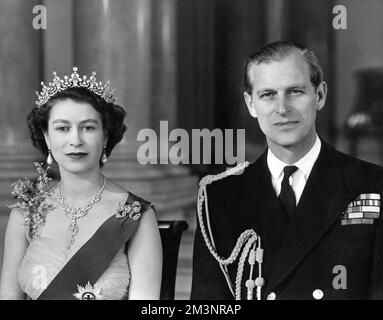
[35,67,116,107]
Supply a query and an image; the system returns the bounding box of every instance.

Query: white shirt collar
[267,135,321,182]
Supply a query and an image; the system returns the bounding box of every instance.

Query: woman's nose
[69,129,83,146]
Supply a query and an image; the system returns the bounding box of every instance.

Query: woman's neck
[57,168,105,207]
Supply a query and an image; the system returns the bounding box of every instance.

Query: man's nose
[276,95,291,115]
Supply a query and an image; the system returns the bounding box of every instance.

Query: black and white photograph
[0,0,382,308]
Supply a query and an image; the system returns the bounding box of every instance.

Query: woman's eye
[83,125,96,131]
[56,127,69,132]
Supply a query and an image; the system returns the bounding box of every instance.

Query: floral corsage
[8,162,53,240]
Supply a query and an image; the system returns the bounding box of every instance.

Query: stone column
[73,0,197,221]
[0,0,43,267]
[74,0,151,140]
[0,0,43,211]
[151,0,177,130]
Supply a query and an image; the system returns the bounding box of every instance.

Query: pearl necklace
[57,176,107,249]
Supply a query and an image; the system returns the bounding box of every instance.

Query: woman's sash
[37,193,151,300]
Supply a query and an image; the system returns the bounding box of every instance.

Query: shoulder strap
[127,192,157,215]
[199,161,250,187]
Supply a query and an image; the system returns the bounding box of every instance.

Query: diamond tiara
[35,67,116,107]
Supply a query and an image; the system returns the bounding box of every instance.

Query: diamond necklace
[57,176,107,249]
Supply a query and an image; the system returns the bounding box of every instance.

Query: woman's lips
[66,152,88,159]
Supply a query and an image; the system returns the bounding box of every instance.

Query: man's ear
[244,92,257,118]
[43,131,50,149]
[316,81,327,111]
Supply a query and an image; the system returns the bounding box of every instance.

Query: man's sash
[38,193,151,300]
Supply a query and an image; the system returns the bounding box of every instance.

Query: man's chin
[269,137,300,149]
[268,133,317,156]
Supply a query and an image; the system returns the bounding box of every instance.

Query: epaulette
[199,161,250,188]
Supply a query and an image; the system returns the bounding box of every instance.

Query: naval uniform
[191,139,383,300]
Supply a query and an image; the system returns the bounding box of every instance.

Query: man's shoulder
[329,144,383,171]
[201,162,251,192]
[202,157,266,195]
[324,142,383,188]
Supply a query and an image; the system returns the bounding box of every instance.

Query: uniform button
[312,289,324,300]
[267,292,276,300]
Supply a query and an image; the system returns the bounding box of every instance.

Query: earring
[47,149,53,166]
[101,146,108,164]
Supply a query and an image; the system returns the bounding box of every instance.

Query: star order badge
[73,281,105,300]
[115,200,142,220]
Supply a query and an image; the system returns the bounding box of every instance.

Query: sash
[37,193,152,300]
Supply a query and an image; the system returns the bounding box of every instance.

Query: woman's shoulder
[105,179,152,205]
[104,179,128,199]
[5,208,29,242]
[105,178,158,219]
[8,207,26,226]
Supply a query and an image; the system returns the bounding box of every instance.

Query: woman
[0,67,162,300]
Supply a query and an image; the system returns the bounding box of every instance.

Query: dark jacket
[191,141,383,300]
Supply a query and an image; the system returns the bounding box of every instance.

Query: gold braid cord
[197,162,265,300]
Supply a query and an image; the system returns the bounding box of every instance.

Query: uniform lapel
[264,142,355,295]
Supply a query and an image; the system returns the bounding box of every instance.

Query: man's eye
[290,89,303,95]
[260,92,274,99]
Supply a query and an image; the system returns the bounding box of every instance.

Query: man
[191,41,383,300]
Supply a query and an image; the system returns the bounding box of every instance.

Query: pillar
[72,0,197,221]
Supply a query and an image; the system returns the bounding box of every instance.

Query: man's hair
[243,40,324,94]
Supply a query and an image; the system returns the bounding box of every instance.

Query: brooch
[8,162,53,240]
[115,200,142,220]
[73,281,105,300]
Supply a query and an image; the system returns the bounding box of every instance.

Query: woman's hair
[27,87,127,167]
